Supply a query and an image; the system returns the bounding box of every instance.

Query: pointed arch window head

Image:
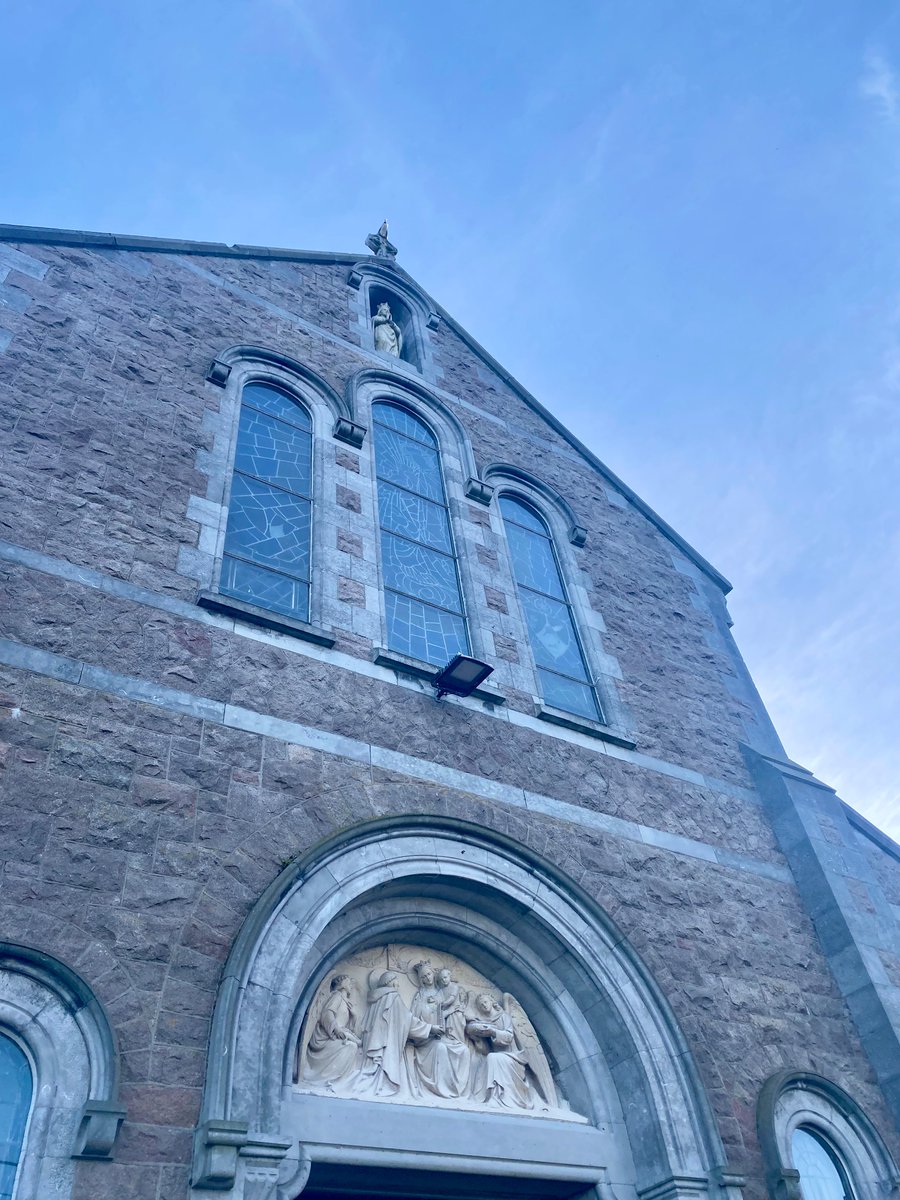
[373,402,468,665]
[220,382,313,622]
[792,1129,853,1200]
[500,495,601,722]
[0,1034,31,1200]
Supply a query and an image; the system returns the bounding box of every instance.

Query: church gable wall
[1,233,898,1200]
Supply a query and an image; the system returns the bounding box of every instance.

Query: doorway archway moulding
[191,817,737,1200]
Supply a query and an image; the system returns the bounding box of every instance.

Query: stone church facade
[0,222,898,1200]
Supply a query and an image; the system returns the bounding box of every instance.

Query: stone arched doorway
[191,818,733,1200]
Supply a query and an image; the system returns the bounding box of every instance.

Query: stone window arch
[757,1071,898,1200]
[498,492,602,722]
[484,465,632,741]
[0,1032,32,1200]
[371,400,469,665]
[0,944,124,1200]
[218,380,314,622]
[193,817,730,1200]
[201,350,367,642]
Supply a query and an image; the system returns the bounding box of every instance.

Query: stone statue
[299,974,360,1089]
[373,301,403,358]
[294,943,578,1121]
[366,220,398,260]
[354,970,442,1100]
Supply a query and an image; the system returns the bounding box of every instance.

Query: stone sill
[197,592,336,647]
[373,647,505,706]
[536,704,636,749]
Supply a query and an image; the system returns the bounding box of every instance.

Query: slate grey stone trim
[0,629,787,882]
[192,1120,292,1191]
[536,704,637,749]
[0,537,748,799]
[197,592,336,647]
[0,942,125,1194]
[0,222,730,590]
[743,747,900,1124]
[73,1101,127,1159]
[464,476,494,505]
[208,344,349,421]
[756,1070,900,1200]
[484,462,590,549]
[202,819,730,1200]
[332,416,367,447]
[843,804,900,862]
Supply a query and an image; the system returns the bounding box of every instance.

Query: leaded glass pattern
[500,495,601,722]
[0,1034,31,1200]
[373,403,468,665]
[220,384,313,622]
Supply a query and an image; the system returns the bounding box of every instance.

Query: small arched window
[372,402,468,664]
[500,495,601,721]
[792,1129,852,1200]
[220,382,313,622]
[0,1034,32,1200]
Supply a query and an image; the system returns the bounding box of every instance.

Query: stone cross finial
[366,220,398,260]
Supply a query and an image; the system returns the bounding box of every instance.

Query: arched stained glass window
[0,1034,31,1200]
[500,496,601,721]
[792,1129,852,1200]
[220,383,313,621]
[372,403,468,664]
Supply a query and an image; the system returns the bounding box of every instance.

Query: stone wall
[0,234,897,1200]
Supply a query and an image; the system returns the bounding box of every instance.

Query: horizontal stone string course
[0,536,756,802]
[0,633,789,884]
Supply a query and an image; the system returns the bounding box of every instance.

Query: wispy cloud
[860,48,899,123]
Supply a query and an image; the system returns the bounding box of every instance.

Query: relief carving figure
[466,993,535,1110]
[409,962,468,1098]
[295,944,576,1120]
[299,974,360,1089]
[355,970,442,1100]
[436,967,471,1096]
[373,301,403,357]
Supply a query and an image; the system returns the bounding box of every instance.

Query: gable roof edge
[0,222,731,592]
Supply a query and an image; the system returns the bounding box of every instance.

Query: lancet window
[500,495,601,721]
[372,402,468,664]
[0,1034,31,1200]
[220,382,313,622]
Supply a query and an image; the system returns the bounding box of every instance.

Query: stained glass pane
[373,424,443,502]
[234,407,312,497]
[381,533,462,611]
[538,669,600,720]
[221,556,310,620]
[385,592,468,664]
[499,495,546,533]
[373,403,436,446]
[241,383,311,430]
[378,483,452,552]
[505,522,564,598]
[519,590,589,679]
[224,475,311,577]
[793,1131,850,1200]
[0,1034,32,1200]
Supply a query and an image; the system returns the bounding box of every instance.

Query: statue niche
[369,288,419,368]
[293,943,582,1121]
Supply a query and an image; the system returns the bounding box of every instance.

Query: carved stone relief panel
[293,943,583,1121]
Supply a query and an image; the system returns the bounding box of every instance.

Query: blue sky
[3,1,898,835]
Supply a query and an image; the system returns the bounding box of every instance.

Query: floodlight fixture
[432,654,494,701]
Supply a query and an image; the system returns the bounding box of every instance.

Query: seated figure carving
[294,944,576,1121]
